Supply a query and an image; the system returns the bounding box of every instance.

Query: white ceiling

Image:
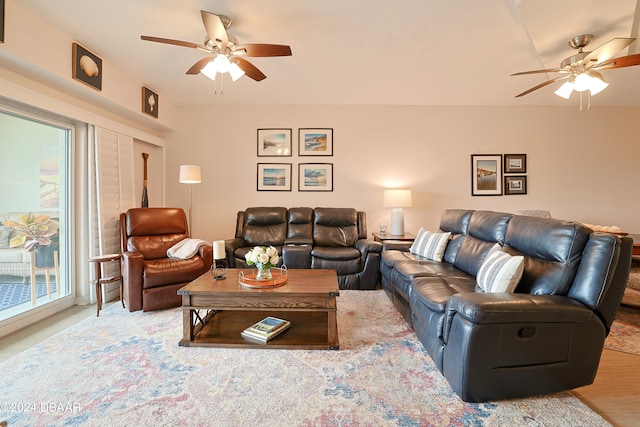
[19,0,640,107]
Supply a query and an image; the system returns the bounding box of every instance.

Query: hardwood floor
[0,304,638,426]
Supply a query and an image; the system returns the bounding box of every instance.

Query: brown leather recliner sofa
[225,207,383,290]
[380,209,632,402]
[120,207,213,312]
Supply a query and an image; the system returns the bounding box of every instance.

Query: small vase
[256,265,272,281]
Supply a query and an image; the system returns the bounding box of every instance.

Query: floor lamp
[383,189,412,236]
[179,165,201,232]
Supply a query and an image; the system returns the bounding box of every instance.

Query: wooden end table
[177,268,340,350]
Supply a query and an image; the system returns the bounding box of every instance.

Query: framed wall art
[504,175,527,195]
[257,163,292,191]
[142,86,159,118]
[471,154,502,196]
[299,163,333,191]
[257,129,292,156]
[299,128,333,156]
[72,43,102,91]
[1,0,5,43]
[504,154,527,173]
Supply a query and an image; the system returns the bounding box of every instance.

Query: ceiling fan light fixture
[573,72,592,92]
[200,60,218,80]
[588,75,609,96]
[229,62,245,81]
[554,81,574,99]
[213,54,231,73]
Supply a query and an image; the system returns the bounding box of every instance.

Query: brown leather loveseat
[225,207,382,290]
[120,207,213,311]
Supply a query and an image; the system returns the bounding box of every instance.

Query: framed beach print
[504,175,527,195]
[299,128,333,156]
[257,129,292,156]
[471,154,502,196]
[299,163,333,191]
[504,154,526,173]
[1,0,5,43]
[257,163,292,191]
[142,86,159,118]
[72,43,102,91]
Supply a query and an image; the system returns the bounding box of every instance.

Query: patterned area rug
[0,290,611,426]
[604,305,640,356]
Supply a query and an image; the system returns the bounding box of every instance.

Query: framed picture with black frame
[299,128,333,156]
[257,129,292,157]
[504,175,527,195]
[142,86,159,118]
[0,0,5,43]
[504,154,526,173]
[299,163,333,191]
[471,154,502,196]
[257,163,292,191]
[72,42,102,91]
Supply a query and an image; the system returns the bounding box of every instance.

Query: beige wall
[166,104,640,242]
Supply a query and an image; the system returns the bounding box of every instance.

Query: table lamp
[383,189,412,236]
[179,165,201,232]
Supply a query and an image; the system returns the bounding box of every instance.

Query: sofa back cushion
[440,209,474,264]
[124,207,189,260]
[313,208,358,247]
[504,215,591,295]
[453,211,513,276]
[287,207,313,241]
[243,207,287,246]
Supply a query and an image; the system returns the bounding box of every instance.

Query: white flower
[270,254,280,265]
[259,253,270,264]
[266,246,277,257]
[245,245,279,268]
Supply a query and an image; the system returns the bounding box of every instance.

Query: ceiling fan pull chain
[579,91,583,111]
[588,91,592,110]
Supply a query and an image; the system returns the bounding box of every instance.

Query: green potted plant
[2,213,59,267]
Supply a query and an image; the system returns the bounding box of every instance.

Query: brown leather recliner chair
[120,207,213,312]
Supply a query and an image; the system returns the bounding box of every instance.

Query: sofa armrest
[444,292,592,340]
[355,239,383,254]
[224,237,246,266]
[121,250,144,312]
[198,244,214,271]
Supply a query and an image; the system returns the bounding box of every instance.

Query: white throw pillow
[409,228,451,262]
[476,244,524,293]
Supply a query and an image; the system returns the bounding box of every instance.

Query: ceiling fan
[512,34,640,101]
[141,10,292,83]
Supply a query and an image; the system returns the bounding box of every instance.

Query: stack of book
[241,316,291,343]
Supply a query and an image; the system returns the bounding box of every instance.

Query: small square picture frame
[257,129,292,157]
[299,128,333,156]
[0,0,5,43]
[504,154,527,174]
[504,175,527,195]
[299,163,333,192]
[72,42,102,91]
[142,86,159,118]
[257,163,292,191]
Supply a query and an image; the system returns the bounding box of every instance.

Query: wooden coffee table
[177,268,340,350]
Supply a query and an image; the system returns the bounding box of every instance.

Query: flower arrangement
[2,213,58,251]
[245,245,280,270]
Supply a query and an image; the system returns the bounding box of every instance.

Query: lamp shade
[383,189,412,208]
[179,165,202,184]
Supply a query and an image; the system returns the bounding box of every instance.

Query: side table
[372,232,415,250]
[88,253,123,317]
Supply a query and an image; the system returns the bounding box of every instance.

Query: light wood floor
[0,304,638,426]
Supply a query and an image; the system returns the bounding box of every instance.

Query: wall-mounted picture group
[257,128,333,192]
[471,153,527,196]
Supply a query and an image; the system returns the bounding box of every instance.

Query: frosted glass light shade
[179,165,202,184]
[383,189,412,208]
[588,76,609,96]
[554,81,574,99]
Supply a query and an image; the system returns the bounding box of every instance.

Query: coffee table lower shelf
[180,309,339,350]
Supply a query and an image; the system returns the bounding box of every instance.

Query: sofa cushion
[243,207,288,246]
[0,226,13,248]
[476,244,524,293]
[410,228,451,261]
[313,208,358,247]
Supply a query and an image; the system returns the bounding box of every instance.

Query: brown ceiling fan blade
[201,10,228,46]
[234,44,292,57]
[141,35,205,50]
[511,68,567,76]
[235,57,267,81]
[186,57,213,75]
[594,53,640,70]
[582,38,635,65]
[515,75,570,98]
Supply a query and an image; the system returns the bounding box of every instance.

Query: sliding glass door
[0,109,71,321]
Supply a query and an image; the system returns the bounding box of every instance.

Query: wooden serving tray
[239,268,288,288]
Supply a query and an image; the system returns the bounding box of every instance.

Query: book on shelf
[241,316,291,343]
